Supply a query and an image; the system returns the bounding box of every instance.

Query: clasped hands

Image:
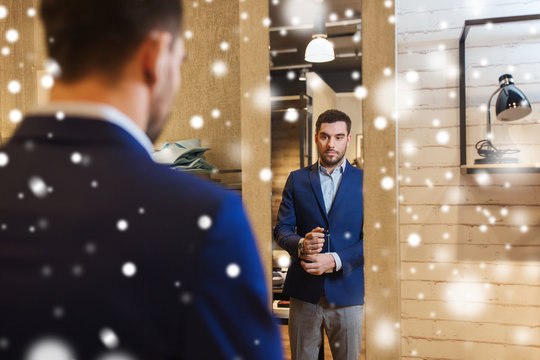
[300,227,335,276]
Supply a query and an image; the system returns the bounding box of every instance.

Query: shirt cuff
[329,252,342,272]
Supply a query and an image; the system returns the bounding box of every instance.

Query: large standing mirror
[267,1,365,358]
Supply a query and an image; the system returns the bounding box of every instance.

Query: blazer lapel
[309,163,329,222]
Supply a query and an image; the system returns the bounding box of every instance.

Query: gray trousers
[288,295,363,360]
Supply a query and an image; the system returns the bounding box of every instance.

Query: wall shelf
[461,164,540,174]
[459,14,540,174]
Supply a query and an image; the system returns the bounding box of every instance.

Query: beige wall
[336,93,363,163]
[397,1,540,358]
[306,72,336,162]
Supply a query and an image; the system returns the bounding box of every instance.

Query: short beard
[320,151,345,167]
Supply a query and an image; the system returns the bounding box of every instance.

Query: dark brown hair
[40,0,183,82]
[315,109,352,134]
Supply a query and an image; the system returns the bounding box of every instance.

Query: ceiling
[268,0,362,92]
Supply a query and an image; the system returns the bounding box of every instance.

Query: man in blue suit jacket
[0,1,282,359]
[274,109,364,360]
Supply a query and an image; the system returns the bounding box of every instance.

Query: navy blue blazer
[0,116,283,360]
[273,161,364,306]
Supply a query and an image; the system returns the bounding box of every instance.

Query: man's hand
[302,227,325,255]
[300,254,336,275]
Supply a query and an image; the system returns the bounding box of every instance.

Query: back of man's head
[40,0,183,83]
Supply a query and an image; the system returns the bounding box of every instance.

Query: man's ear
[141,32,173,87]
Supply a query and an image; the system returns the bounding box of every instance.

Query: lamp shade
[495,74,532,121]
[305,35,335,63]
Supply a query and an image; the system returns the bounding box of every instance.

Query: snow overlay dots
[520,225,528,233]
[122,262,137,277]
[40,74,54,89]
[41,265,53,277]
[219,41,229,52]
[1,46,9,56]
[71,152,82,164]
[211,109,221,119]
[52,306,65,319]
[407,233,421,247]
[29,176,48,198]
[374,116,388,130]
[436,130,450,144]
[0,337,8,350]
[0,5,7,19]
[190,115,204,130]
[5,29,19,43]
[211,60,228,77]
[116,219,128,232]
[9,109,22,123]
[405,71,419,83]
[7,80,21,94]
[381,176,394,190]
[26,338,74,360]
[100,328,120,349]
[55,111,65,120]
[91,180,99,188]
[0,152,9,167]
[259,168,272,182]
[354,86,367,99]
[198,215,212,230]
[226,263,241,278]
[138,207,145,215]
[184,30,193,40]
[284,108,299,122]
[27,7,36,17]
[277,254,290,268]
[351,71,360,80]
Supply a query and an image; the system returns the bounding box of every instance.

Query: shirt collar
[318,159,347,176]
[27,101,155,156]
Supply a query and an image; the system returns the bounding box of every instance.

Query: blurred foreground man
[0,0,283,359]
[274,110,364,360]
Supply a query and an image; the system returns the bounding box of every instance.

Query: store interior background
[1,0,540,359]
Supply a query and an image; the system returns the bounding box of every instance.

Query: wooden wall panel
[397,1,540,358]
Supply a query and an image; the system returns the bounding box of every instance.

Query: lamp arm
[486,87,501,140]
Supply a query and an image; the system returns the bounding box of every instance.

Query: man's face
[315,121,351,168]
[146,36,186,142]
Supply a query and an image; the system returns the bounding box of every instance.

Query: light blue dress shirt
[318,160,346,271]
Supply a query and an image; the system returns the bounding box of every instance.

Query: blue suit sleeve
[273,173,302,258]
[189,193,283,359]
[336,222,364,274]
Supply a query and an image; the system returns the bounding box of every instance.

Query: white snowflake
[198,215,212,230]
[407,233,421,247]
[259,168,272,182]
[29,176,48,198]
[5,29,19,43]
[353,86,367,99]
[9,109,22,123]
[116,219,128,231]
[226,263,241,278]
[7,80,21,94]
[100,328,120,349]
[0,152,9,167]
[122,262,136,277]
[71,152,82,164]
[26,338,73,360]
[190,115,204,130]
[374,116,388,130]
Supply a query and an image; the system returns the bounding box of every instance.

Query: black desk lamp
[475,74,532,164]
